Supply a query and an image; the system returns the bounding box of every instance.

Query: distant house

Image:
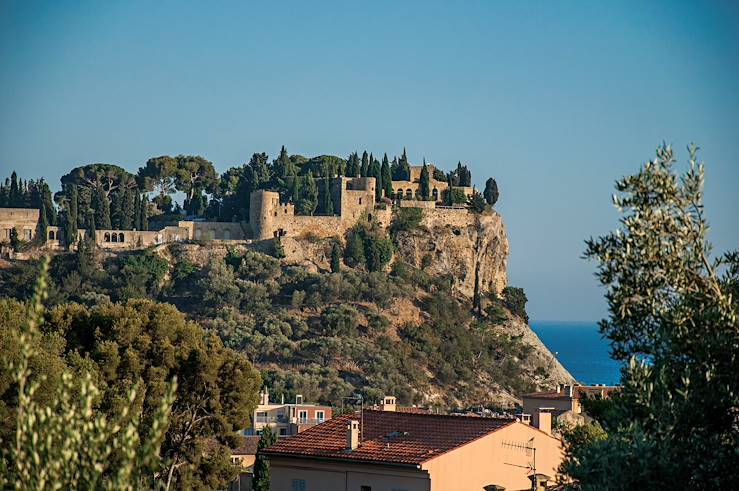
[263,406,562,491]
[522,384,618,426]
[226,436,260,491]
[244,389,332,437]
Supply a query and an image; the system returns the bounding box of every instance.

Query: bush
[502,286,528,323]
[390,208,423,234]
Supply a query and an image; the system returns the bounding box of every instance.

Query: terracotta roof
[232,436,261,456]
[523,385,618,400]
[263,409,513,466]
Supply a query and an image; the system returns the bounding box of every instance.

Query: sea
[530,320,622,386]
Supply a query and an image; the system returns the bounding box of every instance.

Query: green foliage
[418,162,431,200]
[0,258,176,490]
[390,208,423,234]
[501,287,528,323]
[115,251,168,300]
[320,304,360,336]
[562,144,739,490]
[467,190,487,213]
[330,241,342,273]
[252,426,276,491]
[270,237,286,259]
[344,223,393,272]
[484,177,499,206]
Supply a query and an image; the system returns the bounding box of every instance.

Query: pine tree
[360,151,369,177]
[381,154,393,199]
[331,241,342,273]
[253,426,277,491]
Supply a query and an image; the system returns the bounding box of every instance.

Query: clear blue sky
[1,1,737,321]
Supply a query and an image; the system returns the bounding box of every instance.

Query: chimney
[295,394,303,405]
[536,410,552,435]
[380,396,396,412]
[260,388,269,405]
[556,384,563,394]
[566,385,574,397]
[346,420,360,451]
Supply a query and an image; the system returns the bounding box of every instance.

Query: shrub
[390,208,423,234]
[502,286,529,323]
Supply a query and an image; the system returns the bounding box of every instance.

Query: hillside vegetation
[1,212,571,409]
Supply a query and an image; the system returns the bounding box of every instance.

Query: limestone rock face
[393,209,509,298]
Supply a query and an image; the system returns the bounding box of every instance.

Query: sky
[1,0,737,321]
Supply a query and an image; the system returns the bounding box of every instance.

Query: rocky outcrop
[393,209,509,297]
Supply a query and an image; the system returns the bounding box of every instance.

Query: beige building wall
[522,397,578,418]
[0,208,40,242]
[269,457,430,491]
[421,422,562,491]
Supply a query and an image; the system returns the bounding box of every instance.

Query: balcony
[254,415,287,424]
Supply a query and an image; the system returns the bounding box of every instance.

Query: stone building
[391,164,474,202]
[0,208,40,243]
[1,169,477,253]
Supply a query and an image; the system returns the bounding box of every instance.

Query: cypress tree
[62,208,75,247]
[381,154,393,199]
[419,162,431,200]
[253,426,276,491]
[446,173,454,205]
[360,151,369,177]
[140,195,149,231]
[9,171,19,207]
[300,174,318,216]
[369,158,382,201]
[38,203,48,243]
[94,186,111,230]
[484,178,499,206]
[69,185,79,238]
[331,241,342,273]
[133,192,141,230]
[290,175,301,203]
[88,212,96,242]
[321,176,334,215]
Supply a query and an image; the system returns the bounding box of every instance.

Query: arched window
[119,233,125,242]
[111,233,118,243]
[104,232,111,242]
[432,188,439,201]
[48,230,55,240]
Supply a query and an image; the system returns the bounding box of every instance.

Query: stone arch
[119,233,125,242]
[104,232,111,242]
[48,230,55,240]
[111,233,118,243]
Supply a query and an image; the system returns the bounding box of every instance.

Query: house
[245,389,332,437]
[263,408,563,491]
[226,436,261,491]
[522,384,618,427]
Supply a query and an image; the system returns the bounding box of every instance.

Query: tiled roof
[263,409,513,466]
[232,436,261,456]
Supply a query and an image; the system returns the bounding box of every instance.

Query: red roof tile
[263,409,513,466]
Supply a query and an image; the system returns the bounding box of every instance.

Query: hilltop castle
[1,164,475,252]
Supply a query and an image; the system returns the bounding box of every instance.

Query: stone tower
[249,190,281,240]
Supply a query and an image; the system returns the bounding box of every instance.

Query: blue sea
[530,321,622,386]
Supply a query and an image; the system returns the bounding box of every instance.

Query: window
[279,428,287,436]
[316,411,325,423]
[291,479,305,491]
[298,410,308,423]
[358,197,362,205]
[119,233,125,242]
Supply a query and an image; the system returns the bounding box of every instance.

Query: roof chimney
[536,410,552,436]
[295,394,303,405]
[566,385,574,397]
[346,420,360,451]
[381,396,396,412]
[556,384,563,394]
[260,388,269,405]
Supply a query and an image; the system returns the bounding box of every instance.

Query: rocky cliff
[393,209,508,298]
